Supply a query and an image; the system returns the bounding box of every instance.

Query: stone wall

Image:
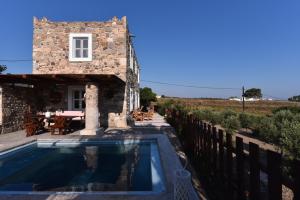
[33,16,128,81]
[100,82,127,128]
[0,85,35,134]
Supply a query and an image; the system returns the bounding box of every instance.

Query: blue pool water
[0,140,163,192]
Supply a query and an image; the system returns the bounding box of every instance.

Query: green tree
[244,88,262,98]
[140,87,157,107]
[0,65,7,74]
[288,95,300,102]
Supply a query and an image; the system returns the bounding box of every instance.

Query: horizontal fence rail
[165,108,300,200]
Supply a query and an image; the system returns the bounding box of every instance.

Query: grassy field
[158,97,300,115]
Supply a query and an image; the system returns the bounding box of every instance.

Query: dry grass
[158,98,300,115]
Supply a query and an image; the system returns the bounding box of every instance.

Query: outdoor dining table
[35,115,78,129]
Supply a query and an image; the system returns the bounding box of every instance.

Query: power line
[141,79,241,90]
[141,80,287,100]
[0,60,287,99]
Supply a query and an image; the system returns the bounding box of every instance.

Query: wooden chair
[23,113,45,137]
[50,116,68,135]
[132,110,144,121]
[143,109,154,121]
[24,122,39,137]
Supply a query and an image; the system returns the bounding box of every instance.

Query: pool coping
[0,134,186,200]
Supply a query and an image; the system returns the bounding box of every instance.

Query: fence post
[212,127,217,174]
[203,123,207,156]
[236,136,246,200]
[218,129,224,179]
[198,121,204,169]
[267,150,282,200]
[195,118,201,169]
[294,159,300,200]
[197,118,201,157]
[249,142,260,200]
[207,124,212,169]
[226,133,233,199]
[187,114,193,157]
[192,117,197,158]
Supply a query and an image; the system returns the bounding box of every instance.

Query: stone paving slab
[0,130,80,153]
[134,113,171,128]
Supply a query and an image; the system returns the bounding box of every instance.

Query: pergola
[0,74,125,135]
[0,74,124,85]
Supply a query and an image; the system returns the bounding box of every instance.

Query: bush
[256,117,280,144]
[210,111,223,126]
[156,99,176,115]
[273,110,295,131]
[221,115,240,135]
[221,109,238,119]
[272,106,300,114]
[157,100,300,160]
[280,120,300,159]
[239,113,256,129]
[194,109,210,121]
[140,87,157,107]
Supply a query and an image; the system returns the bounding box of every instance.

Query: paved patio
[0,113,200,200]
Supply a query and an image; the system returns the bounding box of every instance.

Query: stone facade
[0,85,34,134]
[0,16,140,134]
[32,16,128,81]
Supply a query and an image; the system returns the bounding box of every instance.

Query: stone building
[0,16,140,134]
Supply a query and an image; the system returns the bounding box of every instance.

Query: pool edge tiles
[0,142,36,159]
[150,142,166,193]
[36,138,158,148]
[0,139,166,196]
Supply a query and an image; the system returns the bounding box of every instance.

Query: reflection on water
[0,143,152,192]
[84,146,98,172]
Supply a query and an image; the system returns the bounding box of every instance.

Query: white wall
[129,88,133,111]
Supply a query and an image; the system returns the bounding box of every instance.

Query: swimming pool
[0,139,165,194]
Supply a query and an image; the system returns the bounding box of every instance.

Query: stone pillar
[80,82,103,135]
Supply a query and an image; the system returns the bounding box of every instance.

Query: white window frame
[129,88,134,112]
[68,86,86,111]
[129,44,134,70]
[69,33,92,62]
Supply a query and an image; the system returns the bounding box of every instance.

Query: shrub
[256,117,280,144]
[273,110,295,131]
[210,111,223,126]
[221,109,238,119]
[221,115,240,135]
[194,109,210,121]
[140,87,157,107]
[239,113,256,129]
[156,99,175,115]
[272,106,300,114]
[280,120,300,159]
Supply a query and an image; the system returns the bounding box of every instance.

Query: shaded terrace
[0,74,125,135]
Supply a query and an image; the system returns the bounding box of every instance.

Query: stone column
[80,82,103,135]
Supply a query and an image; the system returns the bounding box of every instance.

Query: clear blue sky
[0,0,299,99]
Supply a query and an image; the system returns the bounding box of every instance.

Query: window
[68,86,85,111]
[129,88,133,111]
[129,44,134,70]
[69,33,92,61]
[72,90,85,110]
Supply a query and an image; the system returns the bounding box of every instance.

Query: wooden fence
[165,108,300,200]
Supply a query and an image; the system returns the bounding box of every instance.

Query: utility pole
[242,86,245,112]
